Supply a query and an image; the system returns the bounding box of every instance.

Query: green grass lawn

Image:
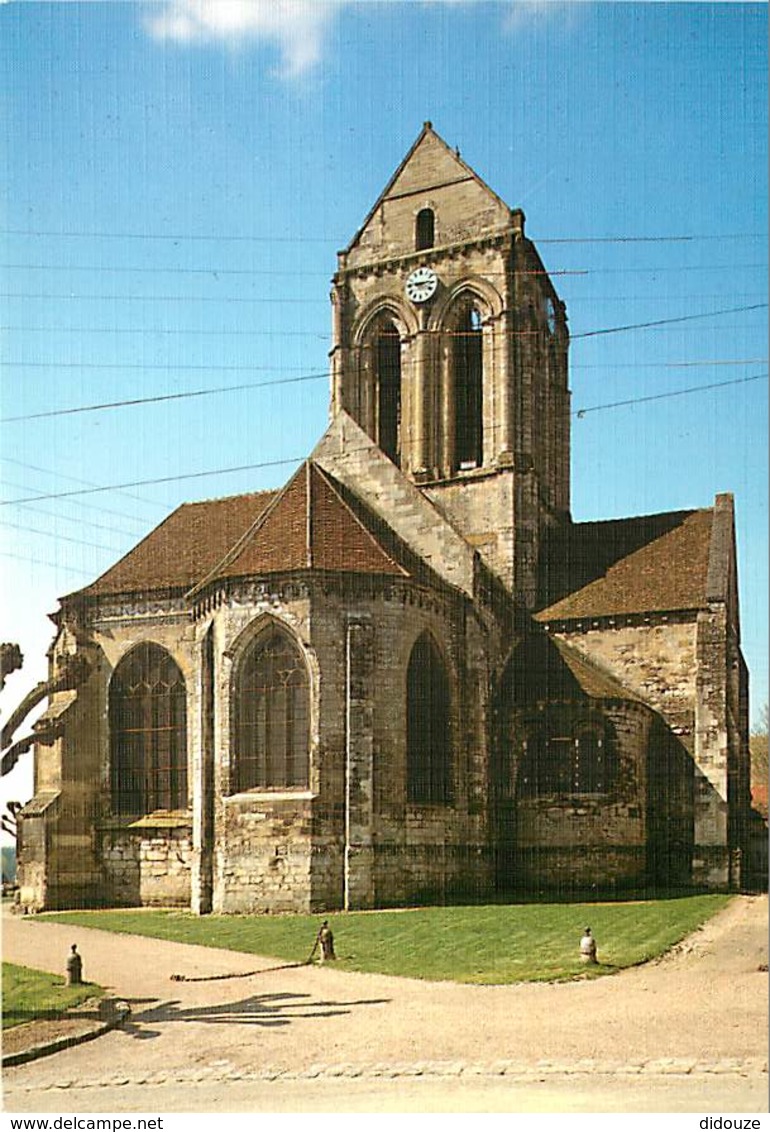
[41,894,730,984]
[2,963,104,1029]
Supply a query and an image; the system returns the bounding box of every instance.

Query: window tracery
[233,624,309,791]
[109,643,188,814]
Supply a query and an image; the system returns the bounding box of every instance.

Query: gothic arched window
[406,633,453,805]
[375,318,402,465]
[453,302,483,469]
[110,643,188,814]
[233,624,309,792]
[415,208,435,251]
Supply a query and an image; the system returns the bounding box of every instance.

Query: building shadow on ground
[119,991,390,1039]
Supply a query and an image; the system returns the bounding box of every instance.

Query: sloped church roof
[74,457,410,601]
[71,435,724,621]
[536,502,728,623]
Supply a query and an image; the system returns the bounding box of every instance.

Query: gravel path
[3,895,767,1113]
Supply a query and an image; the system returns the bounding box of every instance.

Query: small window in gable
[416,208,435,251]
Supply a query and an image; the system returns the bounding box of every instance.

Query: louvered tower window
[376,319,402,465]
[453,304,483,468]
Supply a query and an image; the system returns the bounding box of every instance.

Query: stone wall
[425,470,515,599]
[187,572,495,913]
[548,619,698,739]
[100,823,192,906]
[215,794,313,913]
[694,603,731,887]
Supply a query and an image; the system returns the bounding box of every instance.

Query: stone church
[17,123,750,913]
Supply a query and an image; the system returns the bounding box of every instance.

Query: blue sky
[1,1,767,814]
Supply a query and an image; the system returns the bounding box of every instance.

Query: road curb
[2,999,130,1068]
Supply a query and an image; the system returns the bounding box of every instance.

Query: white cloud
[501,0,577,33]
[144,0,344,76]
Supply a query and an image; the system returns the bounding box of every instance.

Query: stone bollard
[580,927,598,965]
[318,920,336,962]
[66,944,83,985]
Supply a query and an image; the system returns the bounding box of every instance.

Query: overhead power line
[0,226,763,243]
[3,262,334,279]
[0,551,92,576]
[0,474,159,525]
[3,372,330,423]
[2,372,764,508]
[2,267,767,301]
[574,373,766,417]
[0,457,305,506]
[0,228,339,243]
[0,324,330,339]
[0,520,119,553]
[4,265,768,307]
[5,362,330,375]
[571,303,767,339]
[4,302,768,373]
[0,456,170,511]
[573,358,768,369]
[537,233,765,244]
[0,291,327,305]
[4,261,768,279]
[10,501,143,538]
[0,489,156,526]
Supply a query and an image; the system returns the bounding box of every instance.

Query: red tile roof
[73,490,277,598]
[197,462,407,588]
[751,783,768,819]
[535,508,714,622]
[72,463,407,602]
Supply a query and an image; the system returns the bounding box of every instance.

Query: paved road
[3,896,768,1113]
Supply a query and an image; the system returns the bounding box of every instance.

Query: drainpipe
[343,622,354,912]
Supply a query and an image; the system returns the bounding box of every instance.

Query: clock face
[405,266,438,304]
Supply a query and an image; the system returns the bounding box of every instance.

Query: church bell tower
[329,122,570,607]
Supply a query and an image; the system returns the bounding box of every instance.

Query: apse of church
[16,124,750,914]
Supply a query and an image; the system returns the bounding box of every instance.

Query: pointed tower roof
[342,122,516,267]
